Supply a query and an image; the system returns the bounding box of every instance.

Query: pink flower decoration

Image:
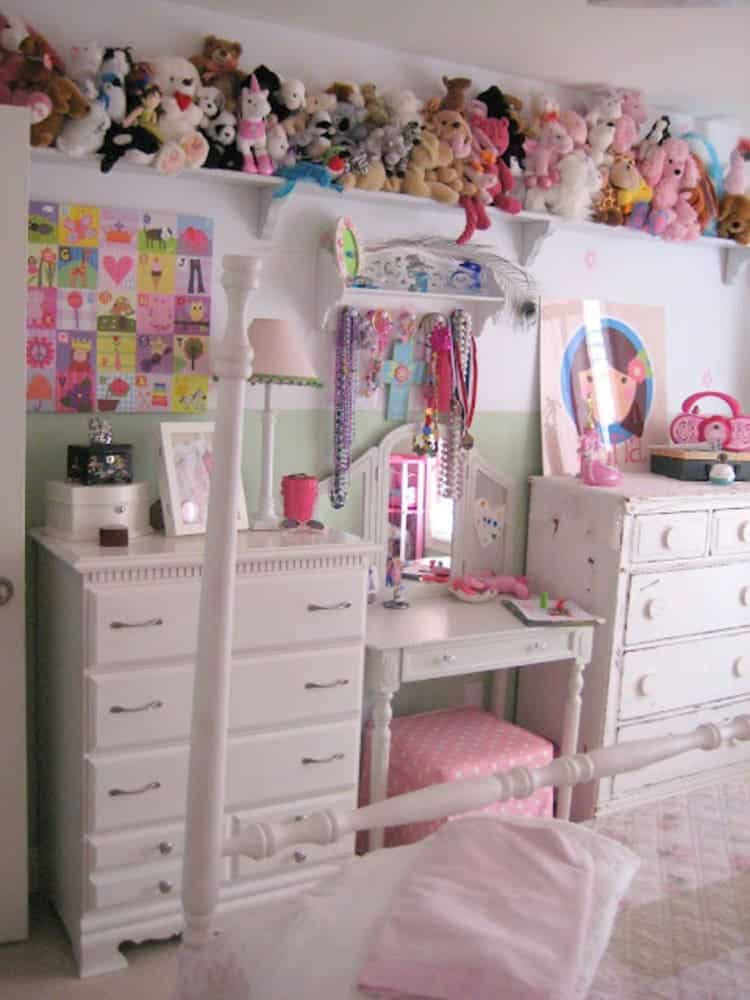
[627,357,647,384]
[26,336,54,369]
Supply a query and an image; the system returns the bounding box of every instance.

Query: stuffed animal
[718,194,750,245]
[190,35,244,111]
[594,154,646,225]
[587,119,616,168]
[440,75,471,113]
[11,89,52,126]
[266,120,295,170]
[272,78,306,124]
[383,89,423,128]
[197,85,224,128]
[467,111,521,215]
[202,110,243,170]
[296,109,335,162]
[525,93,560,138]
[560,109,587,150]
[613,89,648,155]
[361,82,389,127]
[547,150,602,220]
[99,123,161,173]
[306,90,337,115]
[236,73,273,174]
[148,56,208,173]
[523,119,573,189]
[67,42,103,101]
[17,50,89,147]
[400,129,459,204]
[96,46,133,124]
[631,138,700,240]
[585,89,622,129]
[637,115,671,163]
[56,99,110,157]
[366,124,410,178]
[325,81,364,108]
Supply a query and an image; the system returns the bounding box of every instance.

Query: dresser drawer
[711,508,750,555]
[232,571,366,652]
[613,700,750,796]
[88,860,185,910]
[87,583,200,668]
[620,632,750,721]
[232,792,355,880]
[88,821,186,871]
[631,512,708,563]
[88,646,362,750]
[624,563,750,645]
[401,629,574,682]
[88,720,361,832]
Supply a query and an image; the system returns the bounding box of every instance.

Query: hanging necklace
[330,306,360,509]
[450,309,477,450]
[413,314,446,457]
[360,308,392,396]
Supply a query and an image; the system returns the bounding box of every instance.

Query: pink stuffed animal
[560,109,587,150]
[613,89,648,155]
[523,119,573,190]
[237,73,273,175]
[635,137,700,240]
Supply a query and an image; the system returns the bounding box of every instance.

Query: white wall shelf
[31,148,750,284]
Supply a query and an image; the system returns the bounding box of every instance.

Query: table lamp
[247,318,322,530]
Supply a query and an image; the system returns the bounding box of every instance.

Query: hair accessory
[361,308,392,396]
[330,307,360,509]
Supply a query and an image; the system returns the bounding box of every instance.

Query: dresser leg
[77,935,129,978]
[557,655,586,822]
[369,688,394,852]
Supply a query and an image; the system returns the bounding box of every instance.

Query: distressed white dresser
[32,528,375,977]
[516,474,750,821]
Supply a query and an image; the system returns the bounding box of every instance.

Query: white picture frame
[158,421,249,536]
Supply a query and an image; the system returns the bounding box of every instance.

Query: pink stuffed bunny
[523,120,573,190]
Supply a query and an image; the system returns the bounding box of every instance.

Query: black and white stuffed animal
[197,85,225,129]
[97,46,134,125]
[202,110,243,170]
[100,124,161,173]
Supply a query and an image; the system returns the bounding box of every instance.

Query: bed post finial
[181,254,261,950]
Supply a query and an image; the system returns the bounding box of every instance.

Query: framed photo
[158,421,249,536]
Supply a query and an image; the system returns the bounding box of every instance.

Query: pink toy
[670,391,750,452]
[523,120,573,190]
[632,137,701,240]
[614,89,648,155]
[724,139,750,196]
[560,109,587,150]
[452,573,529,599]
[578,397,622,487]
[237,73,273,175]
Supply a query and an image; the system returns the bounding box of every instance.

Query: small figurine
[89,416,113,445]
[122,84,162,135]
[709,452,737,486]
[578,397,622,488]
[383,554,409,610]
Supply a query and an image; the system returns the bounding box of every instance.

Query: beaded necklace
[438,310,477,499]
[330,306,360,509]
[360,308,393,396]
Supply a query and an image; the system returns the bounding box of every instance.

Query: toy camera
[670,391,750,452]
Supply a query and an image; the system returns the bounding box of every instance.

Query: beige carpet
[0,896,179,1000]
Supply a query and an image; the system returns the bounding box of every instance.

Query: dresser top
[531,473,750,510]
[31,527,379,579]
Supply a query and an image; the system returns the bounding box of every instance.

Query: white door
[0,106,29,941]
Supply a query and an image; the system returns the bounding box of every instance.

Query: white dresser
[32,528,375,977]
[516,474,750,821]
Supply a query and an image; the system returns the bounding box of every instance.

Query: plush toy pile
[2,11,749,247]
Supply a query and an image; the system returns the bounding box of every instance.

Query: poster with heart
[25,200,214,413]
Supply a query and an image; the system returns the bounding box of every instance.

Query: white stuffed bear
[587,120,616,168]
[383,89,424,128]
[547,151,602,220]
[585,89,622,129]
[68,42,103,101]
[148,56,208,173]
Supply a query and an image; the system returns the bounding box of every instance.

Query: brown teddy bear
[440,76,472,113]
[718,194,750,245]
[425,109,474,195]
[17,44,89,147]
[190,35,244,111]
[325,81,364,108]
[401,130,460,204]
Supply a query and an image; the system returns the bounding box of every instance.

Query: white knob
[442,654,456,664]
[637,674,654,696]
[741,587,750,607]
[740,521,750,544]
[645,598,665,620]
[662,527,680,550]
[733,657,746,678]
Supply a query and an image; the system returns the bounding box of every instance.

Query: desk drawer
[631,512,708,564]
[613,700,750,795]
[711,508,750,555]
[88,860,184,911]
[625,563,750,645]
[88,720,360,832]
[620,631,750,721]
[401,629,574,682]
[88,646,363,750]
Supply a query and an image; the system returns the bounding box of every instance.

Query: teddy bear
[718,194,750,245]
[400,129,459,204]
[524,93,560,138]
[361,82,389,127]
[190,35,244,111]
[523,119,573,190]
[426,108,475,198]
[585,89,622,129]
[202,109,243,170]
[67,42,103,101]
[546,150,602,220]
[147,56,208,173]
[440,76,472,113]
[476,85,526,169]
[325,81,364,108]
[594,154,645,225]
[613,89,648,155]
[383,89,423,128]
[56,99,110,157]
[197,85,224,128]
[467,111,521,215]
[16,43,89,147]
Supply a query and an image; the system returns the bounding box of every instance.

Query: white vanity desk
[364,594,595,846]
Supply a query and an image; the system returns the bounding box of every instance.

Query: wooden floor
[0,897,179,999]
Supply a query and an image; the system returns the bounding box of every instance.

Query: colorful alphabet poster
[539,300,667,475]
[26,200,214,414]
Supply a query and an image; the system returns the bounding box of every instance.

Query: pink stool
[359,707,554,848]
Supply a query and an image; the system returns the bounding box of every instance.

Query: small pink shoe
[582,458,622,487]
[243,154,258,174]
[255,153,274,176]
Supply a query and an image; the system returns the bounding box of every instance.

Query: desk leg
[366,651,400,852]
[557,655,586,822]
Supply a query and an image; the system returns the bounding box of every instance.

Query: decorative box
[650,445,750,482]
[67,444,133,485]
[359,707,553,849]
[44,482,151,542]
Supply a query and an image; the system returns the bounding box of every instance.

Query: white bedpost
[181,254,260,949]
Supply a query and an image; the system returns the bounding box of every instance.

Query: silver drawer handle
[304,679,350,689]
[302,753,345,765]
[110,617,164,630]
[158,880,174,894]
[307,602,352,612]
[109,781,161,797]
[158,841,174,856]
[293,850,307,864]
[442,654,456,664]
[110,700,164,714]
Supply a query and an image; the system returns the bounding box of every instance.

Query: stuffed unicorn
[237,73,273,175]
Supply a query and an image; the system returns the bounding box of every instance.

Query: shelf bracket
[256,187,286,240]
[722,245,750,286]
[518,218,557,268]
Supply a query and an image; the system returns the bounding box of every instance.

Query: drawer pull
[304,679,350,690]
[442,654,457,664]
[733,657,746,679]
[109,700,164,714]
[662,527,681,550]
[293,851,307,864]
[109,617,164,630]
[644,598,665,620]
[527,641,548,653]
[740,521,750,544]
[158,840,174,856]
[741,587,750,608]
[637,674,654,696]
[158,880,174,895]
[301,753,345,765]
[294,814,309,823]
[307,601,352,612]
[108,781,161,797]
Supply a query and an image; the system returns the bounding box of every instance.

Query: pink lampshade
[247,318,322,387]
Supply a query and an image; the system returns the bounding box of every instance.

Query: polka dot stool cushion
[360,707,554,848]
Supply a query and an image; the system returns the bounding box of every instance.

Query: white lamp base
[247,513,281,531]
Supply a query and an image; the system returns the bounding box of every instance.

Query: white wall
[14,0,750,418]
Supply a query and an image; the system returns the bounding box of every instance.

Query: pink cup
[281,474,319,522]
